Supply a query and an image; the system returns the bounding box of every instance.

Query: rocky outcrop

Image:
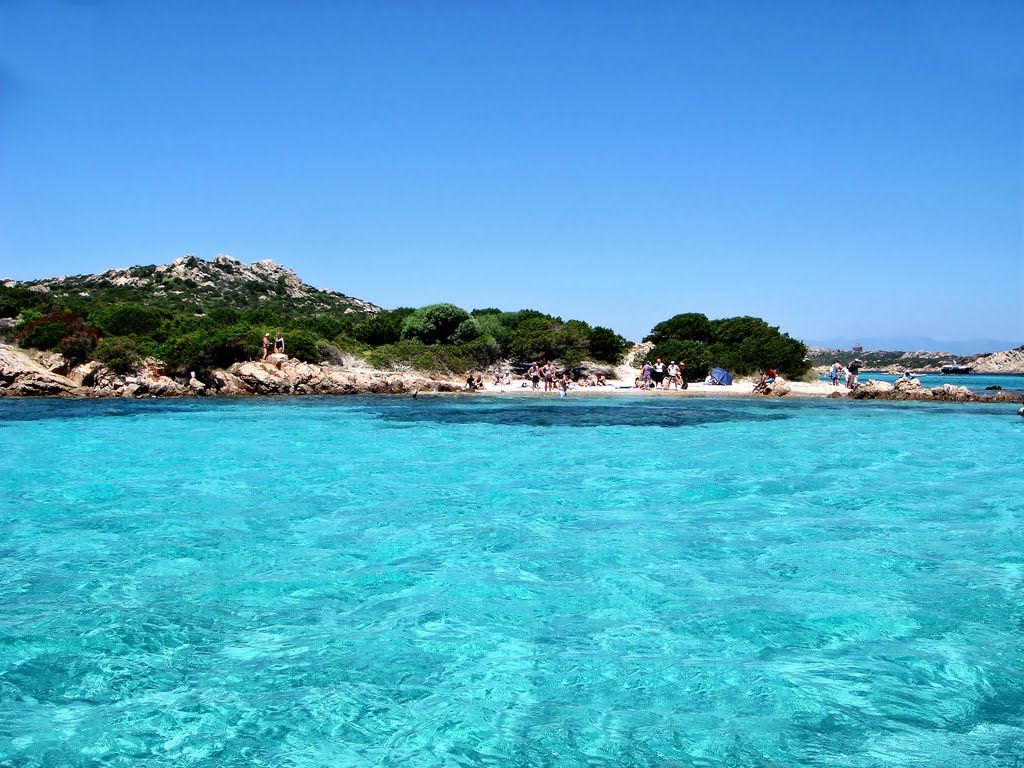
[849,379,1018,403]
[224,358,460,396]
[65,359,191,398]
[1,341,467,398]
[0,344,80,396]
[966,346,1024,374]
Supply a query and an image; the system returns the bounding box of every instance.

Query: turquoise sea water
[1,396,1023,768]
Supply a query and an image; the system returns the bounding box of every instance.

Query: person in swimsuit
[528,363,540,390]
[274,334,285,355]
[543,362,555,392]
[261,333,273,360]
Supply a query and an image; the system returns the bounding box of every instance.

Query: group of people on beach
[526,362,564,392]
[261,333,285,360]
[829,358,862,388]
[635,358,687,390]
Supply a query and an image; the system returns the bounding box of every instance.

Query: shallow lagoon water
[1,396,1023,767]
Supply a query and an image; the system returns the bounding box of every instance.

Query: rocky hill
[807,345,1024,374]
[967,346,1024,373]
[2,255,381,318]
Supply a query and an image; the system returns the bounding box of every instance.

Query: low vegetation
[2,263,809,379]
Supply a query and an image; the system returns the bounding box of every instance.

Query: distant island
[1,255,1021,399]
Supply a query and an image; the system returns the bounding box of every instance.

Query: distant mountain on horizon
[803,336,1020,357]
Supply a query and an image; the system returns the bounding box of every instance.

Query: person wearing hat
[666,360,681,390]
[847,359,862,389]
[261,332,273,360]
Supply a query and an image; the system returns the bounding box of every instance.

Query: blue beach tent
[710,367,733,385]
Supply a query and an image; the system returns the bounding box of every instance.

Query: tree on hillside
[352,309,414,346]
[401,303,471,345]
[507,315,560,362]
[587,326,629,364]
[645,313,713,345]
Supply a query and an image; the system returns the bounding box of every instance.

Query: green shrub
[282,329,321,363]
[92,304,166,338]
[587,326,629,364]
[645,313,713,345]
[642,313,809,378]
[18,318,69,350]
[240,308,283,326]
[352,308,414,346]
[17,312,93,351]
[59,331,99,366]
[0,286,47,319]
[161,323,261,372]
[95,336,141,374]
[206,306,240,326]
[451,317,481,344]
[293,315,354,341]
[400,303,471,345]
[366,339,484,374]
[507,315,559,362]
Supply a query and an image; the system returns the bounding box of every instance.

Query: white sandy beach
[469,375,841,399]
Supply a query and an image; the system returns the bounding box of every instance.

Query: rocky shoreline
[0,345,462,399]
[1,344,1021,403]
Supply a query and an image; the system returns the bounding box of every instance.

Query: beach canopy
[710,367,733,385]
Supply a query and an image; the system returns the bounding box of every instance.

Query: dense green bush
[645,313,713,345]
[352,309,413,346]
[282,329,322,363]
[0,286,46,319]
[17,312,94,351]
[206,306,240,326]
[293,315,354,342]
[470,311,516,348]
[59,331,99,366]
[366,338,495,374]
[642,313,808,378]
[92,304,167,339]
[95,336,141,374]
[451,317,482,344]
[161,324,261,372]
[401,303,471,345]
[18,318,70,350]
[586,326,629,364]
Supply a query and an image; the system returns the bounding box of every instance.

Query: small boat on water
[941,364,973,374]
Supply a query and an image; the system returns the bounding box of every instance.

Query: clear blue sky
[1,0,1021,346]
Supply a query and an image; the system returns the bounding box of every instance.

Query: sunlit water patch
[1,396,1022,767]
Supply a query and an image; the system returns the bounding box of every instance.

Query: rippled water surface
[1,396,1023,767]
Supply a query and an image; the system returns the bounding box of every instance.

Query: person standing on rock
[847,359,861,389]
[275,334,285,356]
[261,333,273,360]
